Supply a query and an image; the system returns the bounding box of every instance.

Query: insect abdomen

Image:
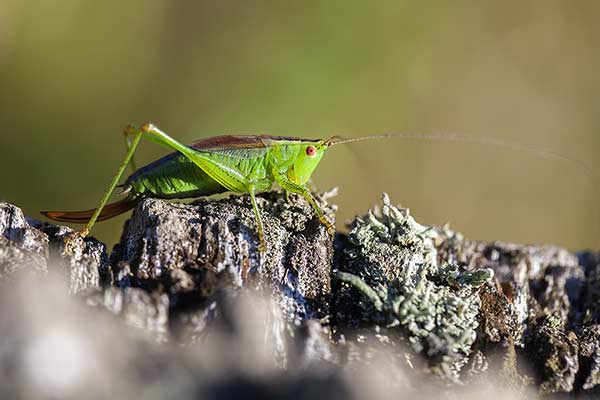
[124,152,227,199]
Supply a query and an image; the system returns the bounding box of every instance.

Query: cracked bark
[0,192,599,398]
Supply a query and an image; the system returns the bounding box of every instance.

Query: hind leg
[80,126,144,237]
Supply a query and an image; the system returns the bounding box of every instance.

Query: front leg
[274,174,334,236]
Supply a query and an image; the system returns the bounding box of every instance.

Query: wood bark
[0,193,598,398]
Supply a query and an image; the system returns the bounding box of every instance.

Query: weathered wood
[0,201,104,292]
[0,193,599,398]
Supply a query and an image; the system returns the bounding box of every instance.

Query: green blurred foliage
[1,1,599,249]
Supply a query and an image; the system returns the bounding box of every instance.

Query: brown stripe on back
[190,135,317,150]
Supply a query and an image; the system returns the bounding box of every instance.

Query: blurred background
[1,1,598,250]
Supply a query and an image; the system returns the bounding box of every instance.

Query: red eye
[306,145,317,157]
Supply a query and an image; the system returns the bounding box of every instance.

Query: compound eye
[306,145,317,158]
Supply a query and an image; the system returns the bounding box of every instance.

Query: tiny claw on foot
[79,228,89,238]
[258,242,267,253]
[320,218,335,237]
[257,232,267,252]
[326,225,335,237]
[123,124,136,135]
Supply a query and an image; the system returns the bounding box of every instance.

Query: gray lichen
[335,193,493,382]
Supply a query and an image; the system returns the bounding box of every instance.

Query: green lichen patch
[335,194,493,382]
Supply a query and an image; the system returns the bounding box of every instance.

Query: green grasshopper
[42,122,372,251]
[42,123,594,251]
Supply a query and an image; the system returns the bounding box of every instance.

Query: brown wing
[190,135,314,150]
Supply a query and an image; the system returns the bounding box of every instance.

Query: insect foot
[257,237,267,253]
[123,123,137,136]
[321,217,335,237]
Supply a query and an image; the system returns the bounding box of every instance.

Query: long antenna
[328,131,599,247]
[328,131,596,179]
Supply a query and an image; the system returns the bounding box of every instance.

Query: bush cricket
[41,123,595,251]
[41,123,376,251]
